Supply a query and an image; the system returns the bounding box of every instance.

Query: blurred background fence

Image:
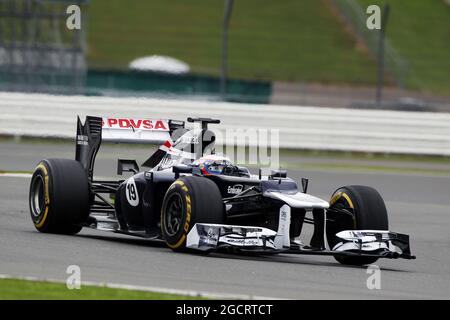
[0,0,449,110]
[0,0,87,93]
[331,0,409,88]
[1,91,450,156]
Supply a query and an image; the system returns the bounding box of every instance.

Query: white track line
[0,274,283,300]
[0,173,32,178]
[0,173,116,180]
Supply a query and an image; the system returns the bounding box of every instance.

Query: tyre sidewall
[160,179,193,249]
[29,162,53,232]
[328,185,388,266]
[29,159,89,234]
[345,185,388,230]
[161,176,224,251]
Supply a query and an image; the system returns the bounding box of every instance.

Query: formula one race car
[29,116,415,265]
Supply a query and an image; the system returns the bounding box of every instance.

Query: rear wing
[75,116,185,179]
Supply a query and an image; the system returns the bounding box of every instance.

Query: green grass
[356,0,450,94]
[0,279,202,300]
[88,0,378,85]
[87,0,450,93]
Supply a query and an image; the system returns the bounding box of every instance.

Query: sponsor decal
[199,226,219,247]
[184,194,191,233]
[180,135,199,144]
[34,163,50,229]
[280,206,288,222]
[144,171,153,180]
[227,184,244,195]
[223,237,260,246]
[224,238,245,245]
[102,118,168,131]
[196,225,218,247]
[76,134,88,145]
[243,238,260,246]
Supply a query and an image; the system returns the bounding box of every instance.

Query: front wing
[186,205,415,260]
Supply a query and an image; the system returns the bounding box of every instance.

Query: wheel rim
[327,195,356,248]
[30,175,45,219]
[164,193,184,237]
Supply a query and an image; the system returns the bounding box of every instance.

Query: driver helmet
[192,154,233,175]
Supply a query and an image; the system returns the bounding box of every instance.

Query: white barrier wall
[1,92,449,155]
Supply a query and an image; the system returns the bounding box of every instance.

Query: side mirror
[173,165,193,174]
[270,169,287,179]
[301,178,309,193]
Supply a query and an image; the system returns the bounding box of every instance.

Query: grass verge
[88,0,377,85]
[87,0,450,93]
[0,278,203,300]
[356,0,450,94]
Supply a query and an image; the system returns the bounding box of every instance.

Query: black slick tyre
[29,159,90,235]
[161,176,224,251]
[326,185,388,266]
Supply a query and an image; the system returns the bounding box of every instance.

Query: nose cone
[264,191,329,209]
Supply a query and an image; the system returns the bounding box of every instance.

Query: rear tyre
[161,176,225,251]
[326,185,388,266]
[29,159,90,235]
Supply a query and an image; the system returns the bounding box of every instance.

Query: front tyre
[161,176,225,251]
[326,185,388,266]
[29,159,90,235]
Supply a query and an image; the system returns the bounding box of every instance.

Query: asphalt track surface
[1,141,449,299]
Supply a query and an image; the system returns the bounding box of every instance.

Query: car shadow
[76,231,411,273]
[78,233,167,248]
[207,251,411,273]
